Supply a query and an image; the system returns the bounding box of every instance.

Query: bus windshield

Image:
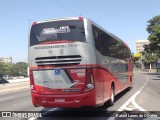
[30,20,86,46]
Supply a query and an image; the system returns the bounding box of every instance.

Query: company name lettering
[34,44,78,50]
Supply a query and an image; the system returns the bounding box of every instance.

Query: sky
[0,0,160,63]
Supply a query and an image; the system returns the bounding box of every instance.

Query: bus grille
[35,55,81,66]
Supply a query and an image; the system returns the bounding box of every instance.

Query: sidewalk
[0,78,30,94]
[7,78,29,83]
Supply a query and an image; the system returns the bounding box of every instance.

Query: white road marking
[118,75,149,111]
[42,108,59,116]
[132,97,146,111]
[28,108,59,120]
[0,96,14,101]
[28,117,36,120]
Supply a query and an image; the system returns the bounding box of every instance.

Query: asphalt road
[0,70,160,120]
[136,72,160,111]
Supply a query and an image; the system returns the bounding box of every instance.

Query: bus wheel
[128,77,133,91]
[109,86,115,106]
[34,105,40,107]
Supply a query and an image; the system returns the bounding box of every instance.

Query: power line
[0,13,32,21]
[0,13,33,27]
[0,1,81,21]
[54,0,81,16]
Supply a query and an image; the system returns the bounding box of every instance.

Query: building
[136,40,150,53]
[0,57,12,64]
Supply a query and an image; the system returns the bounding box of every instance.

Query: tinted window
[92,25,130,60]
[92,25,118,57]
[30,20,85,46]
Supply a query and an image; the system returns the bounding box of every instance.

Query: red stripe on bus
[38,40,75,45]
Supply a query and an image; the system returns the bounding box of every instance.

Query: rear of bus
[28,17,96,108]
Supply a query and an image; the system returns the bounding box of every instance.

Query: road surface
[0,71,160,120]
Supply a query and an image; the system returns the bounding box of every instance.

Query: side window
[118,45,131,60]
[118,44,125,59]
[107,37,119,58]
[92,25,119,58]
[124,48,131,59]
[92,25,103,54]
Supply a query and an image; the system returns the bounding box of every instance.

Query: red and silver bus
[28,17,133,108]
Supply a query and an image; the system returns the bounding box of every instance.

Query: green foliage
[143,52,158,63]
[145,15,160,54]
[0,62,12,76]
[0,62,28,76]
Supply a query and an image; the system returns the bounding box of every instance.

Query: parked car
[0,75,9,84]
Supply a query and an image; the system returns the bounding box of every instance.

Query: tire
[109,86,115,106]
[128,77,133,91]
[34,105,40,107]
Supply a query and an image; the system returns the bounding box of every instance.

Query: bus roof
[35,17,83,24]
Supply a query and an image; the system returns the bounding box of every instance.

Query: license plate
[55,98,65,102]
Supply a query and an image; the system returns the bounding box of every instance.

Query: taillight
[32,21,37,26]
[78,17,83,21]
[29,69,37,93]
[83,68,94,93]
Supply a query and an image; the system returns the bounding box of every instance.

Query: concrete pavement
[0,78,30,94]
[7,78,29,83]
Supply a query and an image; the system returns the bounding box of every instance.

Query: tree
[0,62,5,76]
[0,62,28,77]
[142,52,158,70]
[144,15,160,55]
[144,52,158,63]
[0,62,12,76]
[12,62,28,77]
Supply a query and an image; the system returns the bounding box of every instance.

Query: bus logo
[48,49,53,55]
[60,49,64,55]
[55,69,61,75]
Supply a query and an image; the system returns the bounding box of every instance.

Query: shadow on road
[152,78,160,80]
[142,72,160,80]
[144,72,160,76]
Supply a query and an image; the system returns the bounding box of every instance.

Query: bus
[28,17,133,108]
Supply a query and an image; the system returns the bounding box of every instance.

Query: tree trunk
[150,63,152,71]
